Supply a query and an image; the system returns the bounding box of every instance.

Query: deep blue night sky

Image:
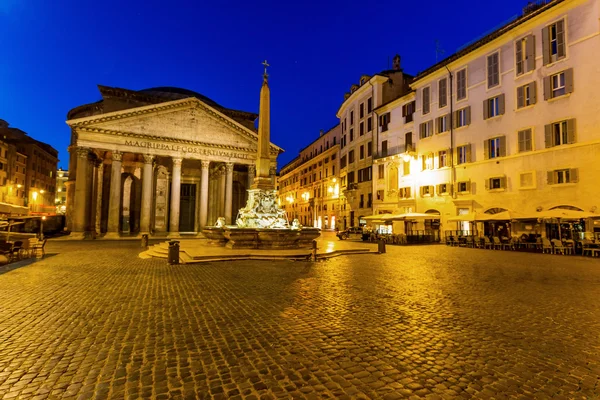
[1,0,529,169]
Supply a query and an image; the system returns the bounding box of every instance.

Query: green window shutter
[518,130,524,152]
[499,135,507,157]
[466,106,471,125]
[565,68,574,94]
[547,171,555,185]
[557,20,566,59]
[515,38,523,74]
[485,178,490,190]
[566,118,576,144]
[483,99,489,120]
[436,184,441,195]
[452,111,458,128]
[428,120,433,135]
[570,168,579,183]
[500,176,507,189]
[517,86,524,108]
[530,82,537,104]
[544,124,553,148]
[465,181,471,192]
[466,144,472,162]
[526,34,536,72]
[483,139,490,160]
[543,76,551,100]
[498,94,505,115]
[542,26,550,65]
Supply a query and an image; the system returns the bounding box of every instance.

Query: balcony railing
[374,145,405,160]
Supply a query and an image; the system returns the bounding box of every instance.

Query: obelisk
[252,60,274,190]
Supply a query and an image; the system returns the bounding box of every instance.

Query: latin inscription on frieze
[124,140,253,160]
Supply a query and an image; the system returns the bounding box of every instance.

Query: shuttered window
[437,114,449,133]
[487,52,500,88]
[439,78,448,108]
[438,150,448,168]
[517,82,536,108]
[455,106,471,128]
[543,19,566,65]
[486,177,507,190]
[457,181,470,193]
[518,129,533,152]
[381,140,388,157]
[547,168,578,185]
[544,119,575,147]
[484,136,506,159]
[456,69,467,100]
[457,144,471,164]
[515,35,535,75]
[422,87,431,114]
[419,121,433,139]
[483,94,505,119]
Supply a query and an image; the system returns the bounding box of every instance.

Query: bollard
[378,238,386,254]
[141,233,149,248]
[168,241,180,265]
[311,239,318,261]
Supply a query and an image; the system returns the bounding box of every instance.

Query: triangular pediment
[67,97,282,154]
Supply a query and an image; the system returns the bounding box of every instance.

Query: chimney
[392,54,401,71]
[319,129,324,136]
[0,119,8,129]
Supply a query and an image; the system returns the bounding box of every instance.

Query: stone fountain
[202,61,320,249]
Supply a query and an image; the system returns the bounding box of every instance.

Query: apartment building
[56,168,69,213]
[0,119,59,213]
[336,55,413,228]
[278,125,341,229]
[376,0,600,234]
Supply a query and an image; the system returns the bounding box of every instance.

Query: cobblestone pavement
[1,240,600,399]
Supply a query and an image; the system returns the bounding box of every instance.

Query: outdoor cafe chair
[10,241,23,261]
[541,238,553,254]
[31,239,47,258]
[465,236,474,248]
[551,239,566,255]
[483,236,493,249]
[492,236,503,250]
[562,239,575,255]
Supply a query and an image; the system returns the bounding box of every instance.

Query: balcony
[374,145,405,160]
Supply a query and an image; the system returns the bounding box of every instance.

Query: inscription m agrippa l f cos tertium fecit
[123,140,253,160]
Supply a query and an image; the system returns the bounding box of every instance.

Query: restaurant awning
[386,212,440,221]
[363,213,395,222]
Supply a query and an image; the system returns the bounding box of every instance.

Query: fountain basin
[224,228,260,249]
[218,227,319,249]
[201,227,227,246]
[297,227,321,247]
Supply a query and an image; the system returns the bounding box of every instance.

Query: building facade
[370,0,600,235]
[336,56,413,228]
[66,85,281,239]
[278,125,341,229]
[56,168,69,213]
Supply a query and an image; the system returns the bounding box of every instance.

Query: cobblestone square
[1,239,599,399]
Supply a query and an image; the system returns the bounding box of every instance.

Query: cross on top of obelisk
[262,60,270,80]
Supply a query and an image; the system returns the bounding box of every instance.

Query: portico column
[106,151,123,238]
[219,166,226,218]
[140,155,154,234]
[169,157,183,236]
[71,147,91,239]
[270,166,277,188]
[94,159,104,235]
[199,160,210,229]
[225,163,234,225]
[247,165,255,189]
[90,158,103,238]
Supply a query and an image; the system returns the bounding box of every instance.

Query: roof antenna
[435,40,445,63]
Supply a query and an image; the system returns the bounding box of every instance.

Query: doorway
[179,183,197,232]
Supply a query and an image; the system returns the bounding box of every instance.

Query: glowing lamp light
[402,153,412,162]
[58,188,62,192]
[32,191,38,200]
[40,190,45,194]
[17,184,22,188]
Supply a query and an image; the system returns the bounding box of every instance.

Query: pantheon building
[66,85,282,239]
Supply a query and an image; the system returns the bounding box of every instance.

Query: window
[350,111,354,125]
[420,185,433,197]
[359,103,364,119]
[367,141,372,157]
[350,128,354,142]
[367,117,372,132]
[457,181,470,193]
[515,35,535,75]
[457,144,471,164]
[403,160,410,176]
[419,120,433,139]
[405,132,413,152]
[380,113,391,132]
[437,114,449,133]
[367,193,372,208]
[360,145,365,160]
[483,94,504,119]
[348,150,355,163]
[518,129,533,152]
[543,69,575,101]
[438,150,448,168]
[399,187,411,199]
[548,168,578,185]
[486,176,506,190]
[455,107,471,128]
[517,82,536,108]
[438,78,447,108]
[423,153,434,170]
[552,72,566,97]
[519,171,535,189]
[378,164,384,180]
[347,171,355,183]
[437,183,450,195]
[543,19,565,65]
[402,101,415,123]
[359,194,364,208]
[456,68,467,100]
[359,122,364,136]
[367,97,372,113]
[485,136,506,159]
[545,119,575,147]
[382,140,388,157]
[422,87,430,114]
[376,190,384,200]
[487,52,500,88]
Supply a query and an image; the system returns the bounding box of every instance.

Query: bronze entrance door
[179,183,196,232]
